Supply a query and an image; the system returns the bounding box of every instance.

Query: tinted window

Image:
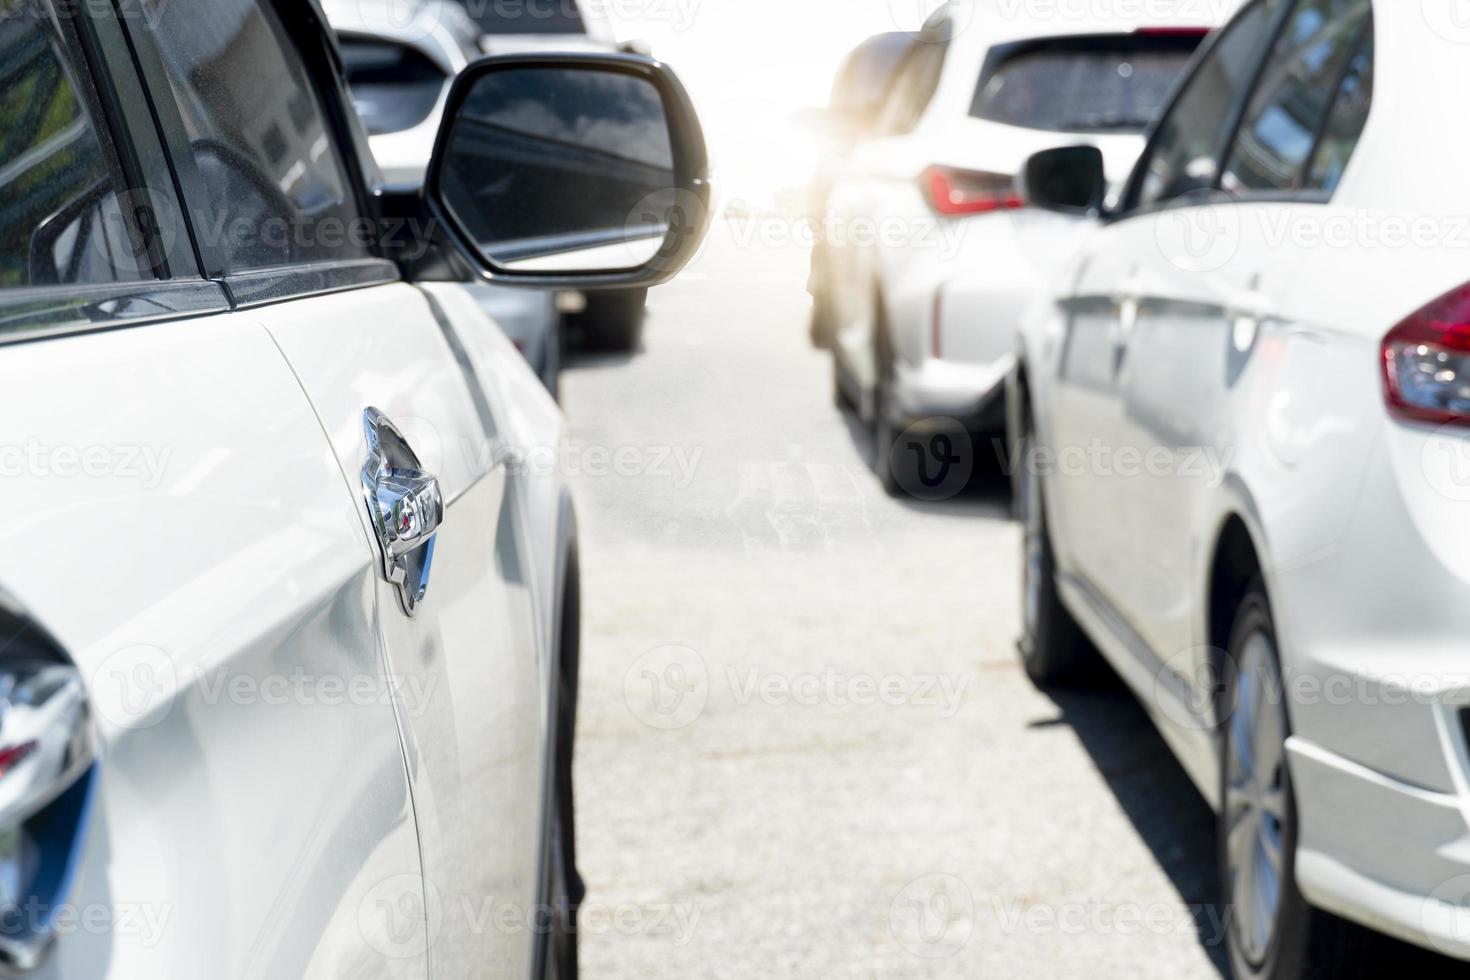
[970,34,1203,134]
[451,0,585,35]
[144,0,369,273]
[340,37,447,137]
[1222,0,1370,193]
[1306,27,1373,193]
[877,39,948,136]
[0,2,148,288]
[1136,0,1283,208]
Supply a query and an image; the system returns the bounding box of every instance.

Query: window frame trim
[111,0,400,303]
[1113,0,1300,221]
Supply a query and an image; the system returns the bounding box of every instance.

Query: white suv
[820,0,1213,494]
[1013,0,1470,974]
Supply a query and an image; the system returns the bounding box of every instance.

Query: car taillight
[922,166,1022,216]
[1381,282,1470,426]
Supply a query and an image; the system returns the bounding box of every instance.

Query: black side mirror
[1021,146,1107,216]
[425,52,711,289]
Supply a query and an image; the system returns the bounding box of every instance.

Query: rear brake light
[1381,282,1470,426]
[922,166,1022,216]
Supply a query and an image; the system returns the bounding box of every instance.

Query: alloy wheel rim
[1225,632,1288,966]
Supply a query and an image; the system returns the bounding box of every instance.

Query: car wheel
[1015,405,1097,686]
[538,552,583,980]
[1219,587,1380,980]
[570,289,646,353]
[870,306,911,497]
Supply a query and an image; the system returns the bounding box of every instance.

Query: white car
[1012,0,1470,974]
[326,0,566,396]
[821,0,1212,494]
[0,0,708,977]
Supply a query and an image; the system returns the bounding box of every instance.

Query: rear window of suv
[970,32,1206,134]
[451,0,586,35]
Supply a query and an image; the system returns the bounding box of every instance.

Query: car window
[141,0,370,273]
[1221,0,1370,194]
[1135,0,1284,209]
[452,0,586,35]
[340,37,447,137]
[1305,26,1373,193]
[970,34,1204,134]
[0,1,149,289]
[876,37,949,137]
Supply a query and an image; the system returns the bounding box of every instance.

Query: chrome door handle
[361,408,443,617]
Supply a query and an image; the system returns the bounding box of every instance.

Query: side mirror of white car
[424,52,711,290]
[1021,146,1107,217]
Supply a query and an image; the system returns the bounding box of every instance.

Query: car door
[1119,0,1374,669]
[119,1,547,975]
[1048,0,1288,667]
[0,3,426,977]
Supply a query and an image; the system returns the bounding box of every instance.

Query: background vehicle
[803,31,915,349]
[448,0,655,351]
[823,0,1210,494]
[1011,0,1470,974]
[0,0,708,976]
[328,0,565,396]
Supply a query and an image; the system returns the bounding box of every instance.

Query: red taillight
[922,166,1023,216]
[1382,282,1470,427]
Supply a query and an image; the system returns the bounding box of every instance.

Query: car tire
[1015,404,1099,686]
[570,289,646,353]
[538,550,583,980]
[809,286,835,351]
[1219,586,1383,980]
[870,301,910,497]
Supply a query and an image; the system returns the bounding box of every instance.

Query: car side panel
[256,283,545,979]
[0,317,425,979]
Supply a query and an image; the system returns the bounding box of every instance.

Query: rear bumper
[891,355,1012,435]
[1290,736,1470,960]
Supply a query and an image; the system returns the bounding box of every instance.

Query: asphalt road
[561,220,1228,979]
